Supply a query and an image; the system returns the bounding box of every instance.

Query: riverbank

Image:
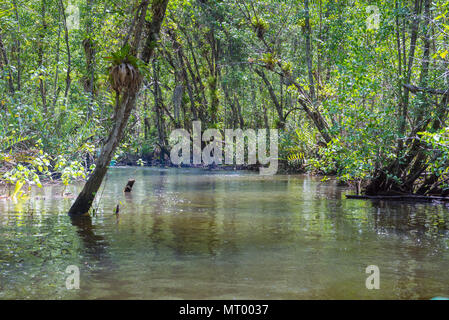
[115,154,306,174]
[2,164,449,205]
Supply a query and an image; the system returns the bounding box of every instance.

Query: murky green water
[1,167,448,299]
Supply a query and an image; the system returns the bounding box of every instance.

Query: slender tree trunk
[235,95,244,129]
[83,0,96,119]
[152,58,168,163]
[12,0,21,92]
[255,68,285,129]
[68,0,169,216]
[179,25,208,108]
[169,30,199,121]
[395,0,404,152]
[38,0,48,114]
[59,0,72,103]
[52,14,61,113]
[206,28,220,124]
[222,83,239,128]
[304,0,315,102]
[0,31,14,95]
[399,0,422,146]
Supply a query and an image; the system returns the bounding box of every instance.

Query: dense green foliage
[1,0,448,196]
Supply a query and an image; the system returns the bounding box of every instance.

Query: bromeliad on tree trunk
[68,0,169,216]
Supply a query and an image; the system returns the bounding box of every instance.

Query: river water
[0,167,448,299]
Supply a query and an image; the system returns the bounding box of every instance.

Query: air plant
[251,16,268,39]
[105,45,143,95]
[281,61,293,77]
[260,52,278,71]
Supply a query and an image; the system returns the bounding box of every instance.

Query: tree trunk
[152,58,168,163]
[83,0,96,119]
[51,13,61,113]
[304,0,316,101]
[38,0,48,114]
[0,31,14,95]
[59,0,72,103]
[68,0,169,216]
[12,0,21,91]
[255,68,285,129]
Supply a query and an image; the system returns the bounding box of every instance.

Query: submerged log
[346,194,449,202]
[124,179,135,192]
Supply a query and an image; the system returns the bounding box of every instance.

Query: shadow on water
[68,215,135,299]
[70,216,106,258]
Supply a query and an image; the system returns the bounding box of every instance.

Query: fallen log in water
[345,194,449,202]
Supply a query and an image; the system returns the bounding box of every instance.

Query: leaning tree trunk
[255,68,285,129]
[68,0,169,216]
[68,91,139,215]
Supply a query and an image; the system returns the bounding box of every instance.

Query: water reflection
[70,216,108,259]
[0,168,449,299]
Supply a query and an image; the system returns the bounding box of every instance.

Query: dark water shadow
[69,215,134,299]
[70,215,108,257]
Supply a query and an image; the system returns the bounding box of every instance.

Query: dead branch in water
[124,179,135,192]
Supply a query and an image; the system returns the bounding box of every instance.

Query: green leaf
[12,181,24,199]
